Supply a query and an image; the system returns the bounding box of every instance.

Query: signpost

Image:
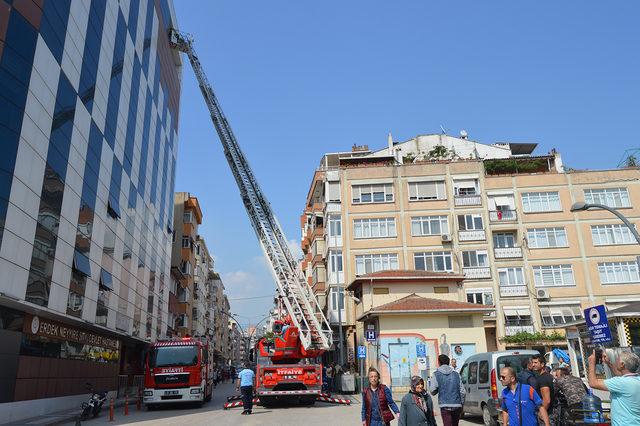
[365,330,376,342]
[357,345,366,358]
[358,345,367,393]
[416,343,426,357]
[584,305,613,344]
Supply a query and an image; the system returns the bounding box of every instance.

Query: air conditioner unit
[536,289,550,300]
[441,234,452,242]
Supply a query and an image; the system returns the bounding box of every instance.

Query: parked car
[459,350,539,426]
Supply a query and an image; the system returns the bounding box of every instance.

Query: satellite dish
[460,130,468,139]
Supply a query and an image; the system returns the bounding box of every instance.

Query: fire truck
[168,30,333,405]
[143,338,213,408]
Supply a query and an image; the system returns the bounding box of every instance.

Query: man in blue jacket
[430,354,465,426]
[500,366,550,426]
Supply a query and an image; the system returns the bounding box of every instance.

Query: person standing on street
[500,367,550,426]
[517,357,538,388]
[399,376,437,426]
[429,354,465,426]
[235,363,255,415]
[588,349,640,426]
[361,367,400,426]
[326,362,335,393]
[530,354,555,424]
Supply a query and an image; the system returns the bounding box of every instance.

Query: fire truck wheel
[299,396,316,406]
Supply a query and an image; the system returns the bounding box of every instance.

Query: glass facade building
[0,0,181,407]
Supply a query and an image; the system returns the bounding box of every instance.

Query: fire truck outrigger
[143,337,213,408]
[168,30,333,405]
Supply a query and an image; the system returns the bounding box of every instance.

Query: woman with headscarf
[399,376,437,426]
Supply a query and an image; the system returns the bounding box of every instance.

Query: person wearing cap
[399,376,436,426]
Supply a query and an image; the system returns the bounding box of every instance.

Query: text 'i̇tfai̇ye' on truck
[167,29,333,406]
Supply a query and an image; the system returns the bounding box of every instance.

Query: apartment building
[0,0,182,417]
[193,236,213,337]
[228,321,243,366]
[170,192,202,336]
[301,133,640,353]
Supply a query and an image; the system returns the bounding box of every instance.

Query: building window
[182,236,190,248]
[355,253,399,275]
[533,264,575,287]
[521,191,561,213]
[493,232,516,248]
[183,211,193,223]
[354,218,397,239]
[498,267,525,286]
[598,261,640,284]
[462,250,489,267]
[329,287,345,310]
[414,251,453,272]
[181,261,192,276]
[526,227,568,248]
[408,181,446,201]
[373,287,390,295]
[458,214,484,231]
[328,215,342,237]
[328,250,344,284]
[352,183,394,204]
[326,181,341,202]
[434,287,449,294]
[584,187,630,208]
[453,179,479,196]
[591,224,635,246]
[540,305,583,326]
[466,289,494,305]
[411,215,449,236]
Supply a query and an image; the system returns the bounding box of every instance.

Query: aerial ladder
[168,29,332,355]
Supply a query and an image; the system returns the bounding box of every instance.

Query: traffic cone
[124,394,129,415]
[109,397,114,421]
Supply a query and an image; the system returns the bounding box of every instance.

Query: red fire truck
[143,338,213,408]
[253,319,324,406]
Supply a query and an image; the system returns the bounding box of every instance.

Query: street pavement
[62,382,484,426]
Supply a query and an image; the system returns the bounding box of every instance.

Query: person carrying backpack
[500,366,550,426]
[429,354,465,426]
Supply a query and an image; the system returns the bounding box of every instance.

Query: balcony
[494,246,523,259]
[463,267,491,279]
[459,230,486,241]
[499,285,528,297]
[505,324,535,336]
[489,210,517,223]
[454,194,482,206]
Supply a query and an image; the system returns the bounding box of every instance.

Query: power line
[228,294,274,301]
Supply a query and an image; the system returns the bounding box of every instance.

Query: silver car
[459,350,539,426]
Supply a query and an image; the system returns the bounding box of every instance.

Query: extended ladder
[168,29,332,351]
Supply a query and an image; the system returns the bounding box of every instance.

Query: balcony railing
[454,194,482,206]
[459,230,486,241]
[505,324,535,336]
[499,285,528,297]
[463,267,491,279]
[489,209,517,222]
[494,246,523,259]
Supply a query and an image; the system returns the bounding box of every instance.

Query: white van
[459,350,539,426]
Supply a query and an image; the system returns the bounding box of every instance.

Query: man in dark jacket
[517,357,538,388]
[430,355,465,426]
[399,376,436,426]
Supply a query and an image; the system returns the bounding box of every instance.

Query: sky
[171,1,640,327]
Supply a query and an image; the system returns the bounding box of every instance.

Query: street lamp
[570,201,640,244]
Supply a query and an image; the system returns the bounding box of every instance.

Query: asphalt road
[63,383,484,426]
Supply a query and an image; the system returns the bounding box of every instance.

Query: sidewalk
[4,396,132,426]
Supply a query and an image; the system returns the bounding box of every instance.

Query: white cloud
[288,239,303,260]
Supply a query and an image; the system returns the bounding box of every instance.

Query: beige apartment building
[301,133,640,355]
[170,193,203,336]
[193,237,214,337]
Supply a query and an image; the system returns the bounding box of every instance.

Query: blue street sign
[365,330,377,342]
[416,343,426,357]
[357,345,367,359]
[584,305,613,344]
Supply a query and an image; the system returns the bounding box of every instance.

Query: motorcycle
[80,383,108,420]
